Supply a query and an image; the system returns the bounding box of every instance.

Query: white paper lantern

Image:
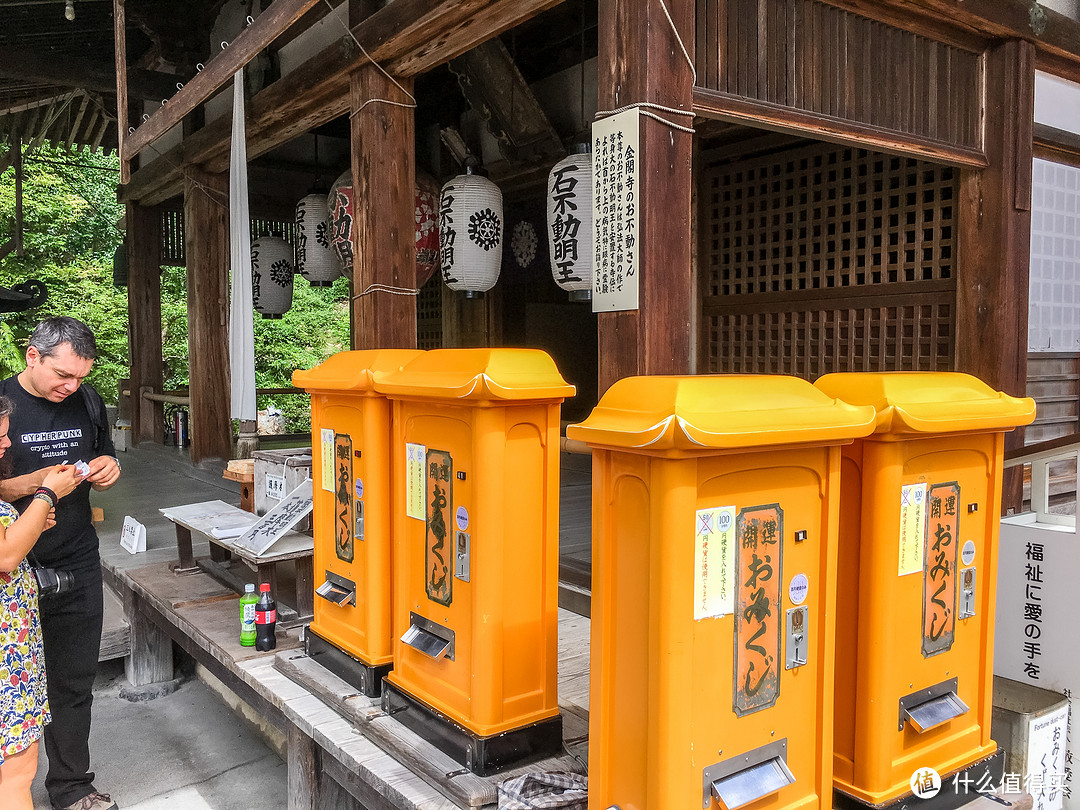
[251,236,294,318]
[295,193,338,286]
[439,171,503,295]
[547,149,594,300]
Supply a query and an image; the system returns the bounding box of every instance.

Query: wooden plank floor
[111,558,591,810]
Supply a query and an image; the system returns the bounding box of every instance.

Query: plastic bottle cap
[244,583,255,592]
[259,583,271,592]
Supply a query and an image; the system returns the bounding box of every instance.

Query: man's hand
[86,455,121,491]
[0,466,61,502]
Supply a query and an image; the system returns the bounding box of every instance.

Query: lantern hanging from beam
[251,235,294,319]
[327,169,440,287]
[415,171,441,288]
[326,170,354,275]
[439,169,503,296]
[547,146,594,301]
[295,192,338,286]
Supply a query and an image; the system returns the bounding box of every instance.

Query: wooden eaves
[119,0,564,206]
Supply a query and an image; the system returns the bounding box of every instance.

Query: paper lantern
[326,170,354,275]
[327,169,440,287]
[295,193,338,286]
[547,149,594,300]
[251,236,294,319]
[415,172,441,288]
[439,171,503,295]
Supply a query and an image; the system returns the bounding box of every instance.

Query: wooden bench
[160,499,314,625]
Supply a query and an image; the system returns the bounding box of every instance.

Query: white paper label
[265,473,285,501]
[406,443,426,520]
[898,483,927,576]
[961,539,976,566]
[789,573,809,606]
[694,506,737,620]
[320,428,334,493]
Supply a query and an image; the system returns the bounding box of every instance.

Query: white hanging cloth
[228,68,257,421]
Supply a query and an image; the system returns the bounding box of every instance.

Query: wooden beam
[449,37,563,164]
[183,168,234,463]
[693,87,990,168]
[955,40,1035,515]
[0,46,176,102]
[127,202,164,446]
[378,0,566,77]
[350,66,417,350]
[595,0,695,396]
[114,0,129,184]
[119,0,566,206]
[121,0,323,165]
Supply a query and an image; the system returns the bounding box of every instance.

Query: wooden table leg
[173,525,200,575]
[294,555,314,621]
[209,542,232,563]
[257,562,278,598]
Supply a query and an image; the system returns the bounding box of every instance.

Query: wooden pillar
[596,0,695,394]
[956,40,1035,514]
[126,202,164,445]
[349,65,417,350]
[183,168,234,463]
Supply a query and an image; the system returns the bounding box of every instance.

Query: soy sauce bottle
[254,583,277,651]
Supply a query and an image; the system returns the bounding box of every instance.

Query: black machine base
[304,629,391,698]
[834,748,1005,810]
[380,679,563,777]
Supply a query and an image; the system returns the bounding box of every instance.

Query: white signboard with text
[996,514,1078,809]
[591,108,641,312]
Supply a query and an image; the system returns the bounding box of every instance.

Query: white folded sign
[233,477,314,556]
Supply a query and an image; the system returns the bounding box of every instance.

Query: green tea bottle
[240,583,258,646]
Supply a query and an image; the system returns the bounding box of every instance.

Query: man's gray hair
[29,316,97,361]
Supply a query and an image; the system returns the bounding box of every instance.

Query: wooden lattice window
[700,142,957,377]
[416,274,443,349]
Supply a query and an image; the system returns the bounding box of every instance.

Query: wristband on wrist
[33,488,56,508]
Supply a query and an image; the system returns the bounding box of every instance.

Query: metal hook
[127,126,135,134]
[176,82,184,91]
[221,40,229,50]
[142,114,150,122]
[246,15,254,25]
[196,63,205,72]
[161,99,168,106]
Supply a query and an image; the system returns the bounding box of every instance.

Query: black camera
[32,566,74,596]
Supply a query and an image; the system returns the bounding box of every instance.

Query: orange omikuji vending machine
[293,349,422,696]
[815,372,1035,809]
[378,348,575,775]
[567,374,877,810]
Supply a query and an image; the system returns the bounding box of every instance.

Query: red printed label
[256,609,276,624]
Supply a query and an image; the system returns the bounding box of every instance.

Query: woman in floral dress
[0,395,79,809]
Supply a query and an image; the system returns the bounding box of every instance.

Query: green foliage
[0,145,126,401]
[253,275,351,431]
[1,143,351,428]
[0,320,25,379]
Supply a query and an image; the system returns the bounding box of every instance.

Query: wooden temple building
[2,0,1080,492]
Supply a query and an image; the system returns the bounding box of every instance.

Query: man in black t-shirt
[0,317,121,810]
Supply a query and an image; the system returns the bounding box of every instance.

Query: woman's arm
[0,496,55,573]
[0,468,53,502]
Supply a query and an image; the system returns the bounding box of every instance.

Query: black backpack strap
[79,384,107,452]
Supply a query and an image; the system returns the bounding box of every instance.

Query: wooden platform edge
[274,650,586,809]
